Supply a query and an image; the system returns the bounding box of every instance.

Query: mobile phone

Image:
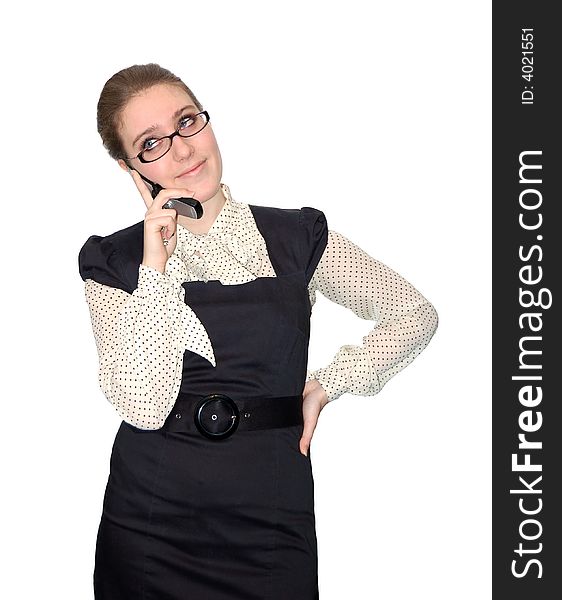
[135,171,203,220]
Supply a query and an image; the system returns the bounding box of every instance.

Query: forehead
[119,84,195,143]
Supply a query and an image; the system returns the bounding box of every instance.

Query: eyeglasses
[125,110,210,163]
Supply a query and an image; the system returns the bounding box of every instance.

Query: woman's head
[97,64,204,161]
[97,63,223,203]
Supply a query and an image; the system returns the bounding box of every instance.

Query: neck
[177,185,226,235]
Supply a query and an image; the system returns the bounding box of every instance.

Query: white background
[2,1,490,598]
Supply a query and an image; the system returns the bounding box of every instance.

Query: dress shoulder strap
[249,204,328,283]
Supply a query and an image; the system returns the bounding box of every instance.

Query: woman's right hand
[129,169,194,273]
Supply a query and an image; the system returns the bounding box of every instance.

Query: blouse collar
[165,183,269,283]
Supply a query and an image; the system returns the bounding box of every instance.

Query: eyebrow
[132,105,197,148]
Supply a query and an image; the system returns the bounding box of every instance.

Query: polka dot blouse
[81,183,438,429]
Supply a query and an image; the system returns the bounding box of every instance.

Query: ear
[117,158,130,172]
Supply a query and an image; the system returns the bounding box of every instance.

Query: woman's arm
[84,264,215,429]
[306,230,438,401]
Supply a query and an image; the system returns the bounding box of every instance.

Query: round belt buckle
[194,394,240,440]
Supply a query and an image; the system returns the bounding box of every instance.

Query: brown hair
[97,63,204,160]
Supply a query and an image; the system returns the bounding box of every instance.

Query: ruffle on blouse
[165,183,272,285]
[177,230,264,283]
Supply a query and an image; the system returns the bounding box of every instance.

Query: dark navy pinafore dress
[80,204,329,600]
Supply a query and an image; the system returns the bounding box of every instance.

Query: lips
[177,160,205,178]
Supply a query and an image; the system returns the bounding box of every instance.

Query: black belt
[163,393,304,440]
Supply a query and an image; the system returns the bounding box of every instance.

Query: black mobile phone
[136,172,203,220]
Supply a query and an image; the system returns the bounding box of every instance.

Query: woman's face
[117,83,223,203]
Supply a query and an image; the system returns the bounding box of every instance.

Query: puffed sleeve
[78,235,216,430]
[78,234,137,293]
[305,229,438,401]
[299,207,329,286]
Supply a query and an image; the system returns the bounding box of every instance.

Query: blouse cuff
[136,264,171,295]
[124,263,216,367]
[307,345,378,402]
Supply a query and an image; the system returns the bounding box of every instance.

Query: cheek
[146,162,169,182]
[140,160,174,189]
[204,129,222,161]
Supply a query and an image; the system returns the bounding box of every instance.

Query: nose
[170,133,194,162]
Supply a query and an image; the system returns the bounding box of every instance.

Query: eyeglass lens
[142,113,208,162]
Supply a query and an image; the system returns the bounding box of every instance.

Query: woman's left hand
[299,379,329,456]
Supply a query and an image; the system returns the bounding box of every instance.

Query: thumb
[299,416,317,457]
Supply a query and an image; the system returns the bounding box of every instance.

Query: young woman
[79,63,438,599]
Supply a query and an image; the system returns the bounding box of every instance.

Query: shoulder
[248,203,327,231]
[78,221,144,294]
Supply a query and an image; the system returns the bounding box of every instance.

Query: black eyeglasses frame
[124,110,210,164]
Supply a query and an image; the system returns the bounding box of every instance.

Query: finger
[129,169,154,210]
[159,222,176,236]
[146,207,178,219]
[144,213,178,233]
[299,414,318,457]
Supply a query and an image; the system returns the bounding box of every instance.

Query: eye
[142,137,161,151]
[178,114,196,130]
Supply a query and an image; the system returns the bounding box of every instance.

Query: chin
[175,166,221,201]
[196,179,223,203]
